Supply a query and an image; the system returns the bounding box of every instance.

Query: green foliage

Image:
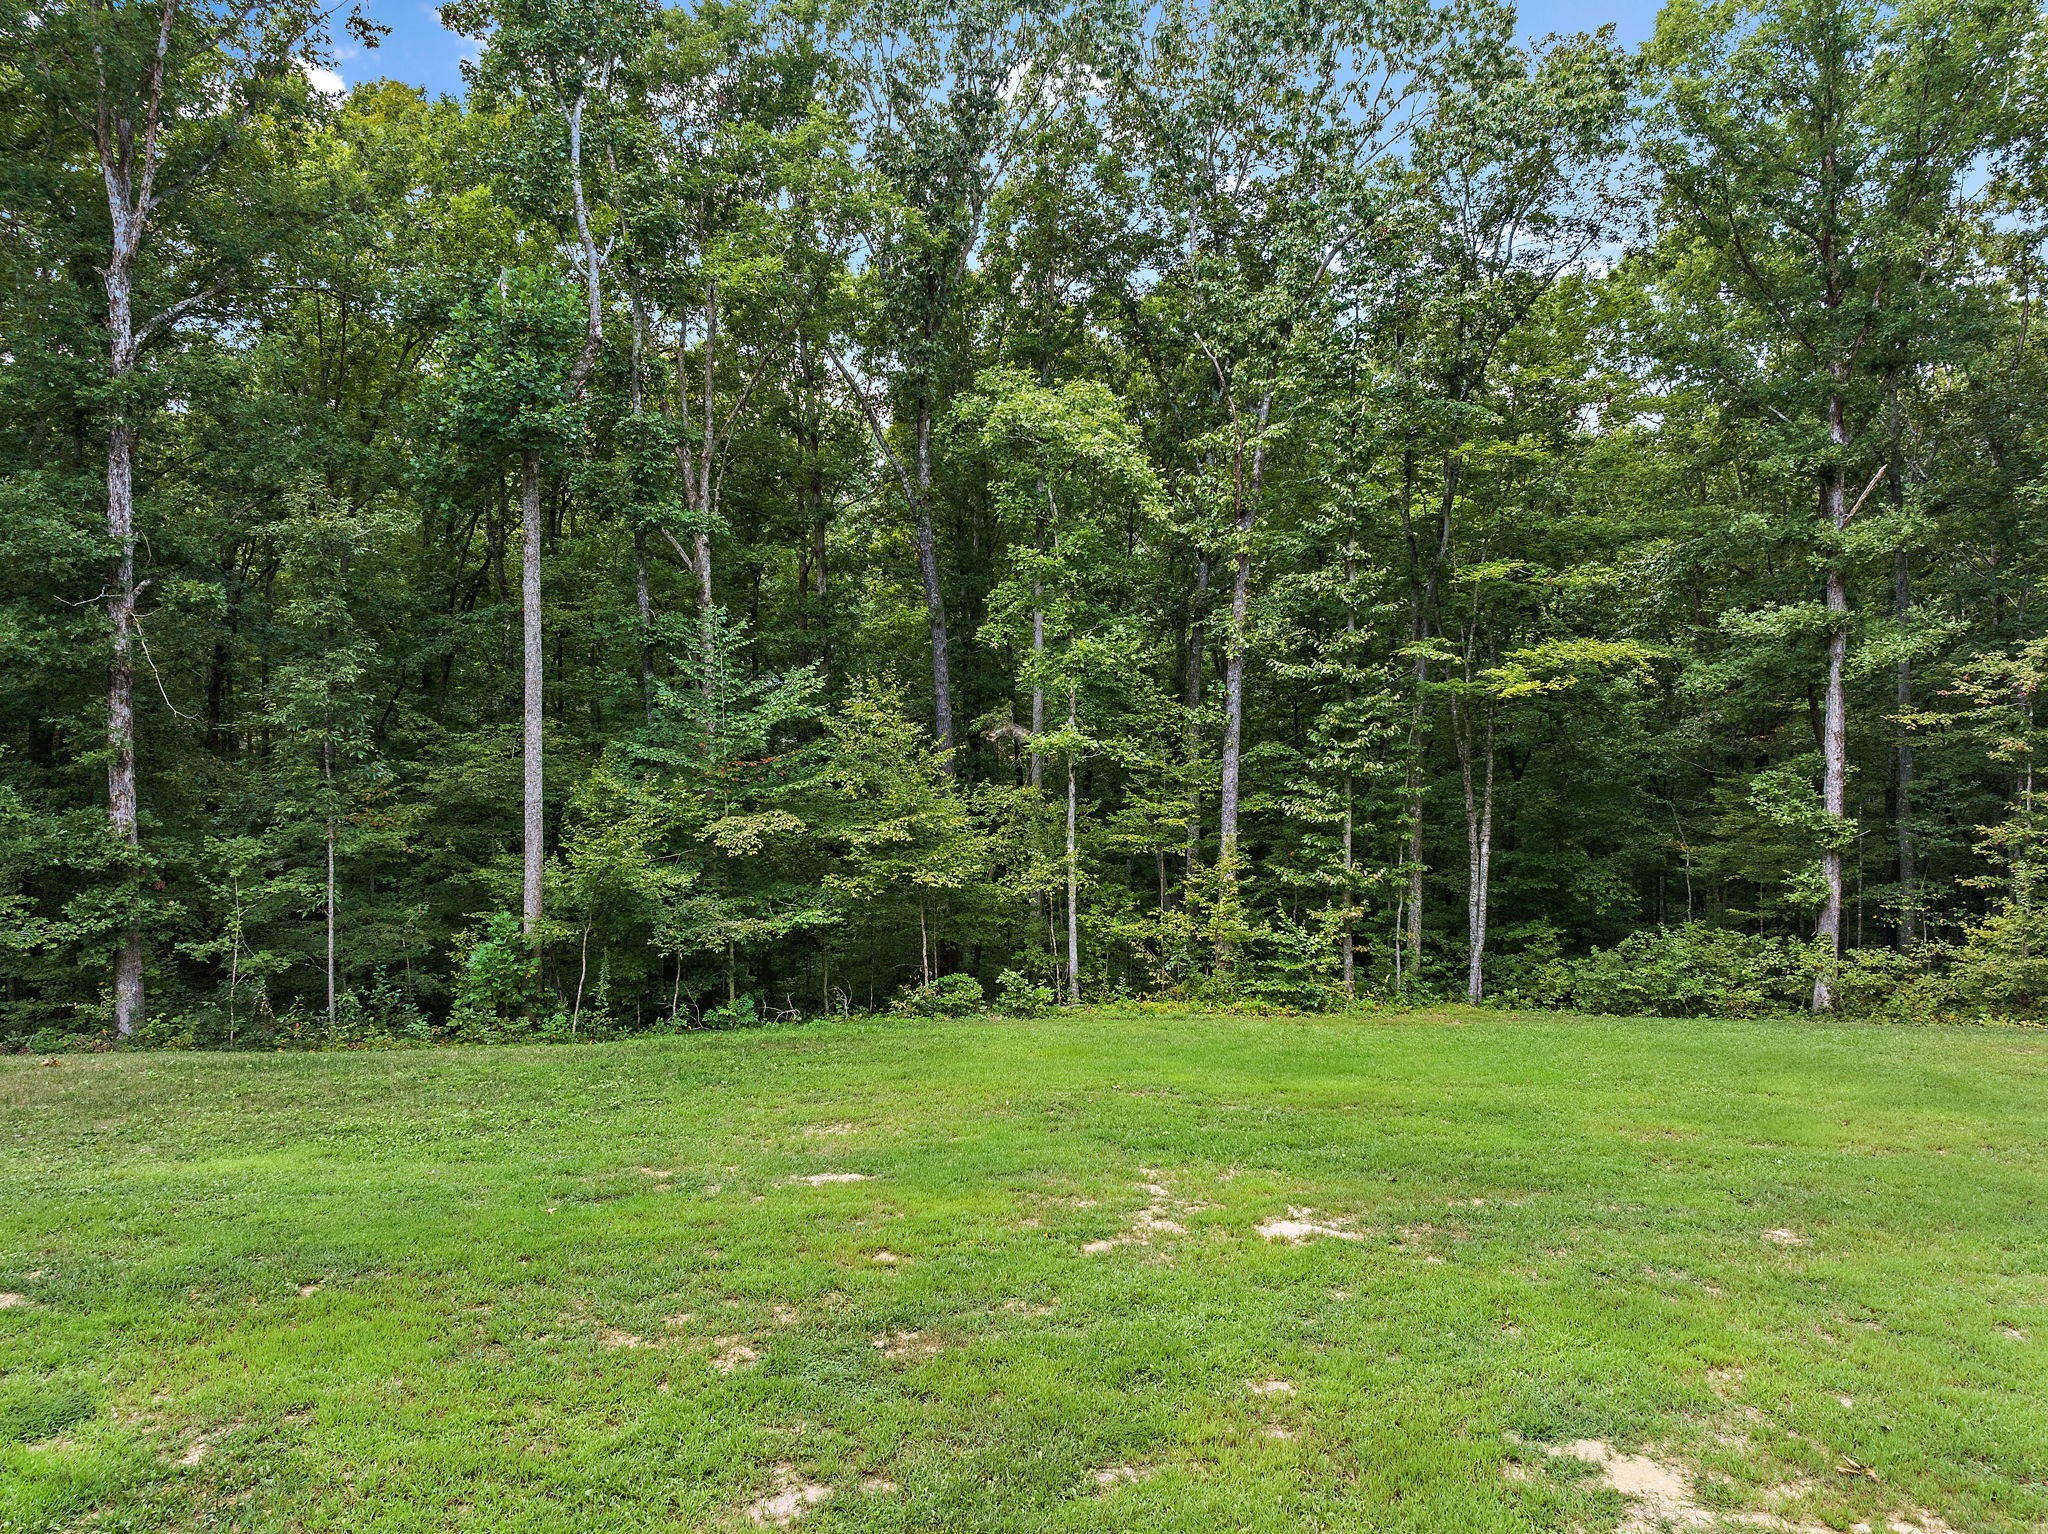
[1562,924,1817,1019]
[892,972,986,1018]
[446,914,552,1041]
[700,993,761,1029]
[993,968,1055,1016]
[6,0,2048,1041]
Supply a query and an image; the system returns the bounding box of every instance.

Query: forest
[4,0,2047,1048]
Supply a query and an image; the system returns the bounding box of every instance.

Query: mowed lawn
[2,1012,2045,1533]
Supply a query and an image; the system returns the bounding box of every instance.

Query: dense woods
[5,0,2048,1047]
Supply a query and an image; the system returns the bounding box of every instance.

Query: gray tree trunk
[522,449,545,948]
[1813,395,1852,1009]
[1066,697,1081,1006]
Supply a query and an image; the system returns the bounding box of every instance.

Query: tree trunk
[325,727,337,1027]
[1457,698,1496,1004]
[107,413,144,1039]
[1813,403,1851,1010]
[1029,579,1045,791]
[521,449,545,949]
[1216,425,1269,882]
[1186,551,1208,881]
[1894,549,1915,947]
[1342,774,1356,1000]
[1066,695,1081,1006]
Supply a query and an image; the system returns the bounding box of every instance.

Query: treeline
[4,0,2047,1047]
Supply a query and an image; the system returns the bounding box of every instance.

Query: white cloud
[301,60,347,99]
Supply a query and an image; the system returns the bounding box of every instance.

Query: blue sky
[333,0,1664,100]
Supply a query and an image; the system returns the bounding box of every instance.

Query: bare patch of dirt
[793,1172,871,1186]
[0,1293,28,1308]
[1092,1464,1151,1491]
[638,1166,673,1180]
[1258,1208,1365,1245]
[599,1328,651,1349]
[804,1123,856,1137]
[745,1464,831,1526]
[771,1304,800,1326]
[710,1339,759,1374]
[179,1440,209,1467]
[1248,1379,1295,1397]
[1080,1175,1204,1253]
[1546,1440,1712,1531]
[1534,1439,1897,1533]
[869,1249,900,1265]
[860,1476,897,1495]
[297,1282,323,1297]
[871,1330,940,1360]
[1762,1228,1808,1246]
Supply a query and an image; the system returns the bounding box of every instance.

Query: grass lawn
[1,1009,2044,1533]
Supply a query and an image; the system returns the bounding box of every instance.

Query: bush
[1563,923,1814,1018]
[446,914,551,1042]
[700,994,760,1029]
[892,973,986,1017]
[1835,910,2048,1025]
[994,969,1055,1016]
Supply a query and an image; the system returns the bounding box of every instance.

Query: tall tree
[444,0,650,946]
[1649,0,2029,1007]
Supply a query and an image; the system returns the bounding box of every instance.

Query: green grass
[2,1010,2044,1533]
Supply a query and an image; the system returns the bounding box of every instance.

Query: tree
[444,0,650,948]
[10,0,371,1036]
[1648,0,2031,1007]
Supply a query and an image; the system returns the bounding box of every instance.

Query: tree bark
[1185,550,1208,881]
[1455,694,1496,1004]
[1029,590,1044,790]
[1215,419,1269,882]
[107,414,144,1038]
[521,449,545,948]
[1813,395,1852,1010]
[1066,693,1081,1005]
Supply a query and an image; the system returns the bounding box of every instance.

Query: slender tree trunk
[1029,580,1045,791]
[1216,420,1269,886]
[325,728,337,1027]
[521,449,545,949]
[1341,570,1357,1000]
[1456,697,1496,1004]
[1066,691,1081,1005]
[106,410,145,1038]
[1894,553,1915,947]
[1342,774,1355,1000]
[1813,395,1852,1010]
[1186,551,1208,880]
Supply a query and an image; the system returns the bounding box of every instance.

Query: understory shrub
[1562,923,1815,1018]
[700,994,760,1029]
[893,973,986,1017]
[994,969,1055,1016]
